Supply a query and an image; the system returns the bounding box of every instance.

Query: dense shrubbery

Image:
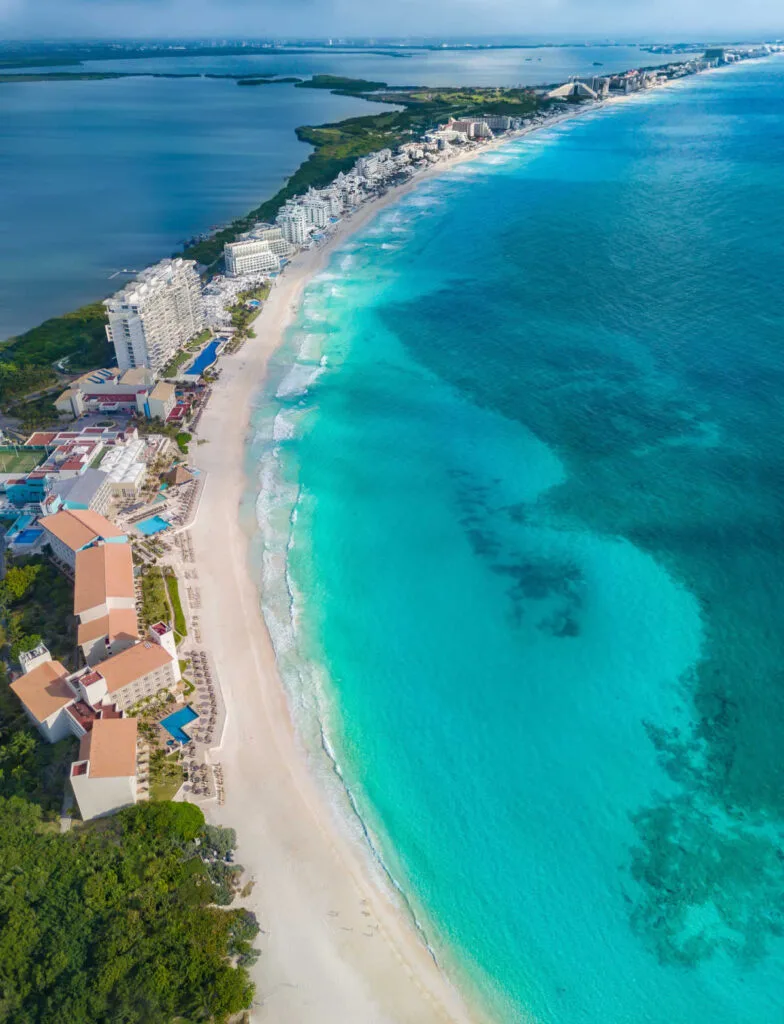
[0,680,77,815]
[0,362,56,406]
[140,566,169,625]
[1,302,111,369]
[0,557,74,667]
[0,798,258,1023]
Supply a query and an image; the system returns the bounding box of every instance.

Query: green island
[0,74,538,391]
[237,76,304,86]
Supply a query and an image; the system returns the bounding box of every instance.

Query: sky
[0,0,781,41]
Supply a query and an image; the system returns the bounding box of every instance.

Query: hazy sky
[1,0,781,41]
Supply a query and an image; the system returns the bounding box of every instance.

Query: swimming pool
[14,528,43,545]
[136,515,170,535]
[185,340,220,376]
[160,705,199,744]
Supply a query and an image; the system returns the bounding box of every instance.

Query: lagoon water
[254,58,784,1023]
[1,44,690,340]
[0,78,392,339]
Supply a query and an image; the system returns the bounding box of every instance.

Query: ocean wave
[276,360,328,401]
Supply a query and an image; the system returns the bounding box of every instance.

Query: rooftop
[11,660,73,723]
[77,717,138,778]
[118,367,153,386]
[105,258,197,307]
[97,640,173,694]
[149,381,175,401]
[77,608,139,646]
[74,543,135,616]
[40,509,124,554]
[52,469,109,508]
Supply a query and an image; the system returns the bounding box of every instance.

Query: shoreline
[187,98,613,1024]
[189,177,487,1022]
[185,63,758,1022]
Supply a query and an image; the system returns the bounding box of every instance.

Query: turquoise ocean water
[250,58,784,1023]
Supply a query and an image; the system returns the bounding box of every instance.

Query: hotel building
[277,207,309,246]
[70,717,139,821]
[74,542,138,665]
[223,239,281,276]
[105,259,205,376]
[39,508,127,570]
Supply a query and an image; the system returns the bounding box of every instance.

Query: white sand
[189,109,602,1024]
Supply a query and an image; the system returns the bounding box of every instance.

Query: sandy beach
[190,178,487,1022]
[187,103,615,1024]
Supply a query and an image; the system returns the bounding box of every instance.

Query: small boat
[593,61,603,66]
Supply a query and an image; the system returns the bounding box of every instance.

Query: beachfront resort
[2,41,774,830]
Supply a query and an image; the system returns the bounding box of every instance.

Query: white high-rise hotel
[104,259,205,376]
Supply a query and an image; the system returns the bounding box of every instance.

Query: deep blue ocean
[254,58,784,1023]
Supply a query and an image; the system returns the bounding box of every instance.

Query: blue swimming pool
[14,528,43,545]
[160,705,199,744]
[136,515,170,535]
[185,340,220,376]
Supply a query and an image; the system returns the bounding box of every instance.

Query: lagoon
[0,76,392,339]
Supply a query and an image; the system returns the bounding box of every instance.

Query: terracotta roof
[77,608,139,646]
[40,509,123,554]
[74,543,134,616]
[78,717,137,778]
[97,641,173,694]
[11,660,73,723]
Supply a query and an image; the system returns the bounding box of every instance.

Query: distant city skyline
[1,0,782,42]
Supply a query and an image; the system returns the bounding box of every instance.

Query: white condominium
[301,196,330,229]
[249,226,292,257]
[224,239,281,277]
[105,258,205,376]
[277,207,309,246]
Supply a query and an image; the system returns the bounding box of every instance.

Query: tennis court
[0,447,45,474]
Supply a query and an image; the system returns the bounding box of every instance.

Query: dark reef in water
[379,105,784,968]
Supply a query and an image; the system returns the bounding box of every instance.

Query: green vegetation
[0,445,46,474]
[1,301,111,369]
[237,76,303,86]
[140,566,169,626]
[176,430,192,454]
[225,282,272,349]
[0,55,84,68]
[165,573,187,638]
[0,557,75,666]
[5,395,60,432]
[186,327,213,351]
[0,798,258,1023]
[7,74,540,371]
[0,678,77,816]
[149,748,185,801]
[181,79,538,268]
[0,362,56,406]
[160,348,191,377]
[297,74,387,93]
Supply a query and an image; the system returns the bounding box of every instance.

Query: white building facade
[224,239,281,277]
[277,207,309,246]
[105,259,205,376]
